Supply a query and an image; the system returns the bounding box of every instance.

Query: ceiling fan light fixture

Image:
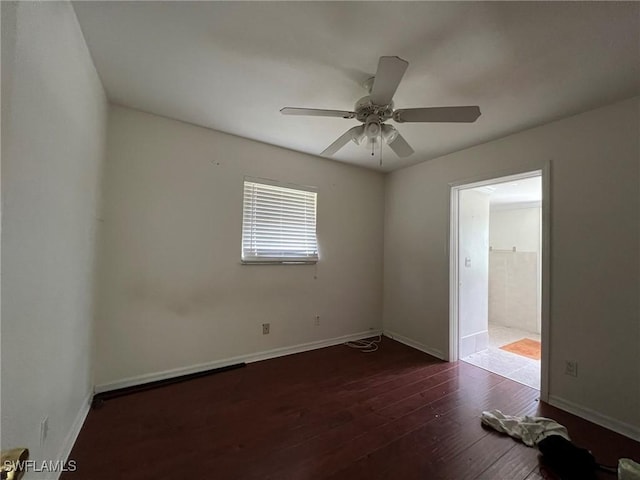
[381,124,398,144]
[366,121,381,138]
[351,127,366,146]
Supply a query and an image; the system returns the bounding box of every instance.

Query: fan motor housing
[354,96,394,123]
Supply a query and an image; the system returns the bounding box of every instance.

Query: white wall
[384,97,640,435]
[1,0,107,474]
[490,206,541,253]
[95,105,384,388]
[458,190,490,357]
[489,206,541,333]
[489,251,539,333]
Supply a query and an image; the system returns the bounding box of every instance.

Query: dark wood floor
[63,338,640,479]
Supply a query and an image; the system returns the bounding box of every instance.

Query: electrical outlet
[262,323,270,335]
[565,360,578,377]
[40,417,49,446]
[314,315,320,326]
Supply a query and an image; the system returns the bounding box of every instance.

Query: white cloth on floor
[481,409,570,447]
[619,458,640,480]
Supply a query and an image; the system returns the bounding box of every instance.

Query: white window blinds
[241,178,318,263]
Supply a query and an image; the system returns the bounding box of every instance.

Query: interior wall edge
[94,329,382,394]
[548,395,640,443]
[50,393,93,480]
[383,330,446,361]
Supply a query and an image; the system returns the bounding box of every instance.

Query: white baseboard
[95,330,382,394]
[548,395,640,442]
[52,392,92,480]
[383,330,446,360]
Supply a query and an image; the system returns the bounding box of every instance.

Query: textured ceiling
[73,1,640,172]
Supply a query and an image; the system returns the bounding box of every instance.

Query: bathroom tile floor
[462,323,541,390]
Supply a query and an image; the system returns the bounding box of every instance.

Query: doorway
[450,169,548,398]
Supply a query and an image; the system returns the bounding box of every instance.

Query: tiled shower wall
[489,251,539,333]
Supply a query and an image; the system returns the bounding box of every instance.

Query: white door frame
[449,164,550,402]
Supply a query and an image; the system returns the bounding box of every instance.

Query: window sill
[240,260,318,265]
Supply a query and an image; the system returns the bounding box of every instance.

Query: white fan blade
[387,131,414,157]
[321,126,364,156]
[393,106,481,123]
[370,56,409,106]
[281,107,355,119]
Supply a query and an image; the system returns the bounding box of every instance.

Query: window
[241,177,318,264]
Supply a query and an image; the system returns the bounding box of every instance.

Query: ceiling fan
[281,56,481,158]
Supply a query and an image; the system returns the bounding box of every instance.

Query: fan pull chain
[379,138,383,167]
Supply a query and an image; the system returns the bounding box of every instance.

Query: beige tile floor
[462,323,541,390]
